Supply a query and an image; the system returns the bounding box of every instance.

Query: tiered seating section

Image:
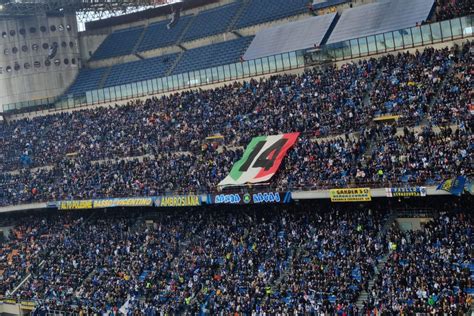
[362,213,473,314]
[137,15,195,52]
[66,37,252,95]
[172,36,253,75]
[182,2,242,42]
[90,26,144,61]
[1,42,471,207]
[105,53,178,87]
[66,0,470,99]
[2,207,472,315]
[235,0,308,29]
[89,0,309,62]
[66,67,107,95]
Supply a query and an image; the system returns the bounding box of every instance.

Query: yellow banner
[58,200,93,210]
[158,195,201,207]
[2,298,17,304]
[373,115,400,121]
[329,188,371,202]
[20,301,35,310]
[93,198,153,208]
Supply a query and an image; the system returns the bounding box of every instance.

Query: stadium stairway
[355,213,396,310]
[355,254,389,309]
[420,58,458,126]
[231,30,244,38]
[131,24,149,55]
[164,49,186,76]
[176,14,199,45]
[272,246,296,289]
[10,259,46,297]
[97,66,113,90]
[226,0,250,32]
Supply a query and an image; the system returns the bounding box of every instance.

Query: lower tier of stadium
[0,197,472,315]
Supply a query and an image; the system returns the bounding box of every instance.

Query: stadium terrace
[0,0,472,314]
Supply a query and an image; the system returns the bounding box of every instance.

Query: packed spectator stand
[362,211,473,314]
[0,1,472,314]
[0,203,472,314]
[0,41,472,207]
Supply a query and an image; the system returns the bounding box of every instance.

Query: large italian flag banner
[219,133,300,186]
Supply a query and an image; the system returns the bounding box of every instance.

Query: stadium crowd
[0,123,471,206]
[434,0,473,22]
[0,43,470,170]
[0,41,471,207]
[1,205,472,315]
[362,211,473,314]
[2,206,386,314]
[364,125,472,185]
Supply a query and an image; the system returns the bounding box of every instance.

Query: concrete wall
[78,31,108,63]
[181,32,239,50]
[396,217,433,231]
[0,302,22,315]
[0,15,80,108]
[0,225,13,239]
[237,13,311,37]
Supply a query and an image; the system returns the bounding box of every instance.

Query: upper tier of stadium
[88,0,309,62]
[1,0,471,114]
[60,0,459,99]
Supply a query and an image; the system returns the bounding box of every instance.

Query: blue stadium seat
[137,15,194,52]
[88,1,308,61]
[182,2,242,42]
[66,68,108,96]
[90,26,144,61]
[104,54,178,87]
[235,0,308,29]
[172,36,253,75]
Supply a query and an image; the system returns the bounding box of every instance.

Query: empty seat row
[105,54,178,87]
[88,0,309,62]
[172,36,254,75]
[90,26,144,61]
[235,0,308,29]
[182,2,242,42]
[137,15,194,53]
[66,68,107,96]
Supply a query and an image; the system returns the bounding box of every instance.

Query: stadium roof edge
[84,0,218,31]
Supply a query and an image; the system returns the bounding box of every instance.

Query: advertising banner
[1,298,17,304]
[58,200,93,210]
[93,197,154,208]
[385,187,427,197]
[210,192,292,204]
[156,195,202,207]
[329,188,371,202]
[20,301,36,310]
[218,133,299,186]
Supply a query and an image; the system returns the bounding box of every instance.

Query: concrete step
[355,290,368,309]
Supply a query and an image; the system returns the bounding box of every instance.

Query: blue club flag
[450,176,467,196]
[464,179,474,195]
[437,179,453,193]
[437,176,467,196]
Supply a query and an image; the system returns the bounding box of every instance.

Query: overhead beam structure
[0,0,183,21]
